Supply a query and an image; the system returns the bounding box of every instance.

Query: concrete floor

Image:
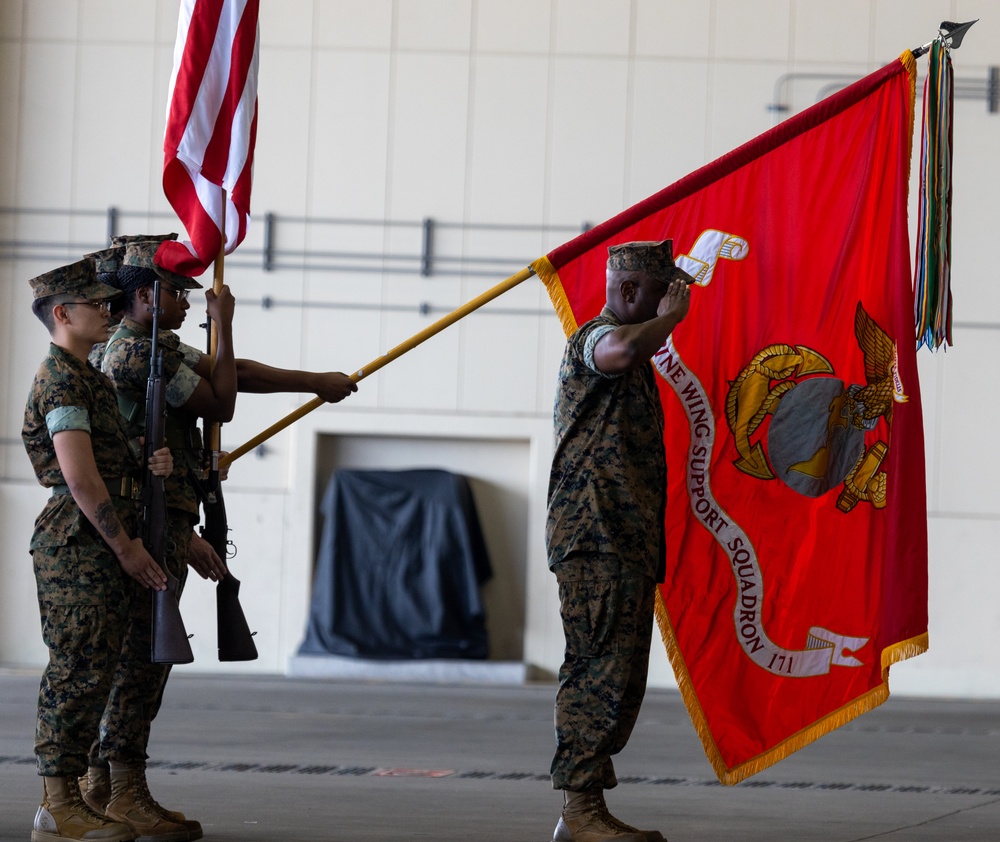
[2,668,999,841]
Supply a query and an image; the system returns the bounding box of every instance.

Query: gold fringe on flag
[900,49,918,183]
[654,592,929,785]
[533,256,579,337]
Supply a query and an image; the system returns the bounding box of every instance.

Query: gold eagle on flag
[725,302,905,511]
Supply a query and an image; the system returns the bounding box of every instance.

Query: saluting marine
[547,239,692,842]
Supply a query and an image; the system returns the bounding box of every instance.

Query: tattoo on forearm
[94,499,121,540]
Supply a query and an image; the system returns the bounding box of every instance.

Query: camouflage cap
[607,239,694,283]
[122,240,203,290]
[83,245,125,274]
[29,258,121,301]
[110,232,178,249]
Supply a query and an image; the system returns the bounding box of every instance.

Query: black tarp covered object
[298,468,493,659]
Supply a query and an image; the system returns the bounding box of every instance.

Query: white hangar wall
[0,0,997,696]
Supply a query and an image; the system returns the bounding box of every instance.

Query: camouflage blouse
[22,343,141,550]
[101,318,204,515]
[546,313,667,581]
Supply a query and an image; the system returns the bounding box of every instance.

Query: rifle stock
[201,476,258,661]
[145,276,194,665]
[151,569,193,663]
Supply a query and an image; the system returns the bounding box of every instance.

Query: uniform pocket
[39,602,116,671]
[555,554,622,658]
[33,544,118,606]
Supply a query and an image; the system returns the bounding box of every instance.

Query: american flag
[158,0,259,276]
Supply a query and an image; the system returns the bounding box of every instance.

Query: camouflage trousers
[34,541,132,777]
[93,509,196,766]
[550,553,655,791]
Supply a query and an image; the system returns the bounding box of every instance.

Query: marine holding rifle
[81,237,357,838]
[79,236,226,842]
[22,257,173,842]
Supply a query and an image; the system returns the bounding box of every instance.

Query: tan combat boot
[81,765,111,814]
[104,767,189,842]
[553,789,648,842]
[32,776,135,842]
[602,798,667,842]
[132,766,203,841]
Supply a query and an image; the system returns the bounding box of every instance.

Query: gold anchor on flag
[725,345,834,480]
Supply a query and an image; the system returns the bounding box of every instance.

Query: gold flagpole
[219,265,536,468]
[206,193,225,462]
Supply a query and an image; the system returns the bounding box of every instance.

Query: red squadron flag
[159,0,259,276]
[534,52,928,784]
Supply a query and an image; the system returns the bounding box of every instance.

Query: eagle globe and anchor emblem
[664,230,910,679]
[725,301,908,511]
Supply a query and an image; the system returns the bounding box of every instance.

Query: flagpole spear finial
[912,19,978,58]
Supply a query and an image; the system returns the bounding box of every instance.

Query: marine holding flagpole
[82,236,357,838]
[89,237,232,841]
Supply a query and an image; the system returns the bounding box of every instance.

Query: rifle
[146,274,194,665]
[200,317,258,662]
[200,470,257,661]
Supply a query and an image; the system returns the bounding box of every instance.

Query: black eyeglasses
[66,300,111,315]
[162,287,190,302]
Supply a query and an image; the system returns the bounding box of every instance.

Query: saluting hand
[657,277,692,323]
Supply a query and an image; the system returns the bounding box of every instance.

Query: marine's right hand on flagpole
[205,283,236,329]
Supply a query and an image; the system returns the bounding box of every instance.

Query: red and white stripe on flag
[159,0,259,276]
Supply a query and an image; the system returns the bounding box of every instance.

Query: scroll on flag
[534,51,928,784]
[158,0,260,276]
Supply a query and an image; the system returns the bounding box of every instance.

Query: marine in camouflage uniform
[23,257,170,842]
[88,235,201,770]
[90,237,354,840]
[546,240,692,842]
[93,238,206,842]
[101,295,204,764]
